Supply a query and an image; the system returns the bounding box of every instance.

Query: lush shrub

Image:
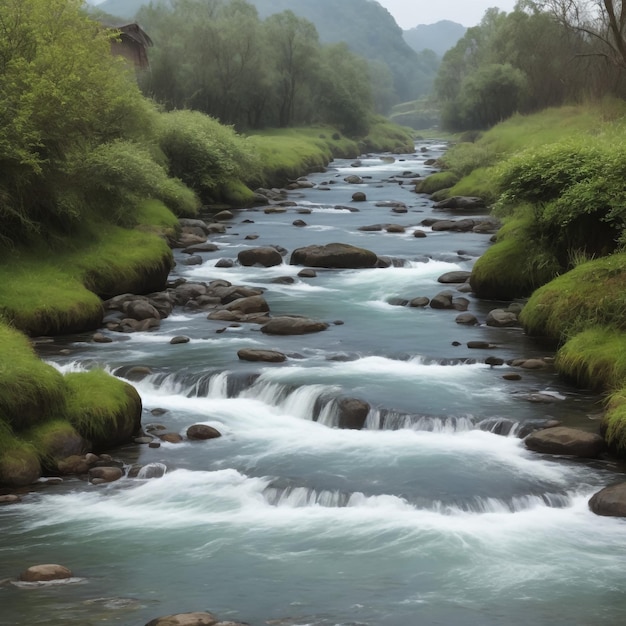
[158,110,260,203]
[495,140,626,259]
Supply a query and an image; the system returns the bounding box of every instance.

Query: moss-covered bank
[434,100,626,454]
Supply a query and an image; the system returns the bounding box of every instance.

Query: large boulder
[336,398,370,430]
[290,243,377,269]
[433,196,486,211]
[261,317,329,335]
[524,427,605,458]
[237,247,283,267]
[438,271,472,284]
[589,483,626,517]
[186,424,222,440]
[486,309,519,327]
[145,613,219,626]
[237,349,286,363]
[224,295,269,315]
[19,564,73,582]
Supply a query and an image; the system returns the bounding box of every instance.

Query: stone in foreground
[145,612,219,626]
[237,349,287,363]
[261,317,329,335]
[19,564,72,582]
[524,426,605,458]
[589,482,626,517]
[290,243,378,269]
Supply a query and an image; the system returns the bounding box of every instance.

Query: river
[1,142,626,626]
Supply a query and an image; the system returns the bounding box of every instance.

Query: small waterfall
[429,492,576,515]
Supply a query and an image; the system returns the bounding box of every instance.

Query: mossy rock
[415,171,459,195]
[520,253,626,341]
[0,428,41,487]
[470,219,560,300]
[24,419,87,471]
[0,324,68,430]
[65,370,142,451]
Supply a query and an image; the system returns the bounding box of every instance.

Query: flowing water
[2,144,626,626]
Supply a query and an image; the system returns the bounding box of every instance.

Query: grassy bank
[434,99,626,454]
[0,118,415,486]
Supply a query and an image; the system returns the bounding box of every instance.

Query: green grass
[0,325,68,430]
[359,116,415,153]
[556,327,626,390]
[65,370,142,450]
[415,171,459,194]
[603,386,626,453]
[520,253,626,340]
[24,419,84,469]
[470,216,561,300]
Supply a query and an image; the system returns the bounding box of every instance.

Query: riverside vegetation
[0,0,413,487]
[426,98,626,456]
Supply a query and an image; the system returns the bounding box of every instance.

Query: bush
[158,110,260,203]
[495,140,626,259]
[470,216,561,300]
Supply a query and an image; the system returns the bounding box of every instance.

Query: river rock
[123,300,162,321]
[0,494,21,505]
[344,175,363,184]
[238,247,283,267]
[358,224,385,232]
[261,317,329,335]
[293,219,307,227]
[434,196,486,211]
[92,332,112,343]
[438,271,472,284]
[410,296,430,307]
[57,454,93,475]
[182,255,203,266]
[170,336,190,345]
[413,229,427,238]
[238,349,287,363]
[467,341,493,349]
[430,291,454,309]
[385,224,406,233]
[290,243,378,269]
[224,295,269,315]
[524,427,605,458]
[351,191,367,202]
[589,483,626,517]
[159,433,184,444]
[183,243,220,254]
[88,466,124,484]
[186,424,222,440]
[19,564,73,583]
[486,309,519,327]
[145,612,219,626]
[452,297,470,311]
[431,220,458,232]
[456,313,479,325]
[337,398,370,430]
[215,259,233,268]
[298,269,317,278]
[213,210,233,221]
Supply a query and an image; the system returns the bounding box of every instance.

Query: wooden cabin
[107,23,153,70]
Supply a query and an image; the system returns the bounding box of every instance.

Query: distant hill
[96,0,439,102]
[403,20,466,57]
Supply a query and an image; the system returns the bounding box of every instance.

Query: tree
[0,0,155,240]
[263,10,320,127]
[524,1,626,69]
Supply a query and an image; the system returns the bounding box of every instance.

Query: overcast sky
[376,0,519,28]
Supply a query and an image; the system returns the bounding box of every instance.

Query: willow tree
[524,0,626,68]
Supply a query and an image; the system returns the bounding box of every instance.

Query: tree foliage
[138,0,376,133]
[434,3,619,131]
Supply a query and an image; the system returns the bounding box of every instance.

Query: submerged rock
[145,612,219,626]
[237,349,287,363]
[261,317,329,335]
